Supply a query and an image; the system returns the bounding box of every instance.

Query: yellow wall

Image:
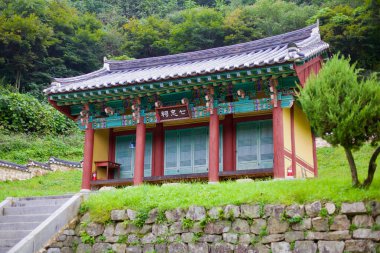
[282,108,292,152]
[92,129,110,179]
[294,104,314,177]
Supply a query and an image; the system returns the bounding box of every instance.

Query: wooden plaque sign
[156,104,191,122]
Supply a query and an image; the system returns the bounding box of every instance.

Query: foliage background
[0,0,378,95]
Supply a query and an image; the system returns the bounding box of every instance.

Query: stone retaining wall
[44,201,380,253]
[0,157,81,181]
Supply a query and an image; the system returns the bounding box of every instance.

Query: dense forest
[0,0,379,97]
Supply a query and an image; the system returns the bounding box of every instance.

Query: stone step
[0,239,20,247]
[0,214,49,223]
[0,230,30,240]
[0,222,40,230]
[0,246,11,253]
[10,198,70,207]
[3,205,59,215]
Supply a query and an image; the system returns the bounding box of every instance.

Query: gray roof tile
[44,24,328,95]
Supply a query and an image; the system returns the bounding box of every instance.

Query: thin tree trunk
[344,146,360,187]
[361,146,380,189]
[15,70,21,91]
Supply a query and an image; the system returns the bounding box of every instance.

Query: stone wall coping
[0,160,28,171]
[48,157,82,168]
[27,160,52,170]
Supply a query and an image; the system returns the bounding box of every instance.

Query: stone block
[312,217,329,231]
[341,202,367,215]
[318,241,345,253]
[210,242,234,253]
[208,207,224,219]
[231,219,250,233]
[376,215,380,225]
[141,233,156,244]
[325,202,336,215]
[305,201,322,218]
[325,230,351,240]
[47,248,60,253]
[92,243,112,253]
[181,232,194,243]
[269,205,285,219]
[199,234,222,243]
[291,218,311,231]
[284,231,304,242]
[204,220,231,234]
[224,205,240,219]
[152,224,168,236]
[111,210,128,221]
[63,230,75,236]
[330,215,350,231]
[85,222,104,237]
[170,221,188,234]
[61,247,73,253]
[126,246,142,253]
[250,219,267,234]
[140,224,152,234]
[127,234,140,244]
[188,242,209,253]
[294,241,317,253]
[271,242,291,253]
[114,222,127,235]
[145,208,158,224]
[186,206,206,221]
[238,234,252,244]
[261,234,284,244]
[352,215,374,228]
[155,244,167,253]
[369,201,380,216]
[103,224,115,237]
[75,244,92,253]
[168,242,188,253]
[344,239,375,253]
[285,204,304,218]
[127,209,138,220]
[189,221,203,233]
[222,233,238,244]
[267,217,289,234]
[143,244,154,253]
[241,204,261,219]
[165,208,186,222]
[353,229,380,241]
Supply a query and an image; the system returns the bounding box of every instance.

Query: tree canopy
[0,0,378,95]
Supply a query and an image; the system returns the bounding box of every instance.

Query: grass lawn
[0,131,84,164]
[83,144,380,223]
[0,141,378,223]
[0,170,82,201]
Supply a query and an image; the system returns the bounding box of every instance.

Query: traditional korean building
[44,24,329,190]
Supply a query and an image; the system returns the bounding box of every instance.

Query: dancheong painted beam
[44,24,329,189]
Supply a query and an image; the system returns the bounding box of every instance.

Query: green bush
[0,90,77,134]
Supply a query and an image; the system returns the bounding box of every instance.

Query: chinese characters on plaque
[156,105,190,122]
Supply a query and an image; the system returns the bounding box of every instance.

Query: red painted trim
[233,114,272,123]
[108,128,115,163]
[290,106,296,178]
[82,123,94,190]
[209,109,219,182]
[48,99,76,120]
[272,106,285,178]
[294,56,323,87]
[223,114,234,172]
[153,123,164,177]
[164,121,209,131]
[133,117,146,185]
[312,132,318,177]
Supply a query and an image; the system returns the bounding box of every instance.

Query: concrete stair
[0,195,72,253]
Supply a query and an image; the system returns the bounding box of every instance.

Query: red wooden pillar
[209,109,219,182]
[273,106,285,178]
[134,118,146,185]
[153,123,164,176]
[82,123,94,190]
[223,114,234,171]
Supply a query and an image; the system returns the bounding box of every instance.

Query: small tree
[298,55,380,188]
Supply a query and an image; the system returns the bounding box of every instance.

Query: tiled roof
[44,23,329,95]
[48,157,82,168]
[27,160,52,170]
[0,160,28,171]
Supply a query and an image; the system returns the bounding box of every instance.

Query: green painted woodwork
[115,133,152,179]
[54,64,295,105]
[236,120,273,170]
[164,126,223,176]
